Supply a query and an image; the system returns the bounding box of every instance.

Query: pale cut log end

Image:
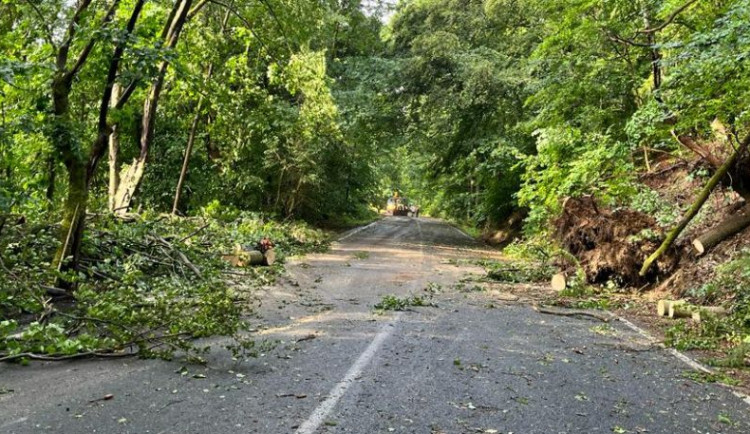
[263,249,276,266]
[657,300,668,317]
[551,273,567,292]
[692,239,705,256]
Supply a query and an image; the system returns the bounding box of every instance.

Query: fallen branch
[152,234,202,278]
[177,222,210,243]
[532,304,611,322]
[0,350,133,363]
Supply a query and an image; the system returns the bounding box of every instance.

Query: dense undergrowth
[664,250,750,364]
[0,211,328,363]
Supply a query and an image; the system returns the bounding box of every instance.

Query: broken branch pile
[1,213,328,363]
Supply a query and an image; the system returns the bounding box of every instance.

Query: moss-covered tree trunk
[51,72,84,273]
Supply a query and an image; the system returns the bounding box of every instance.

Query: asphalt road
[2,216,750,433]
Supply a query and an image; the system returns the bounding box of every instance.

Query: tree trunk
[693,204,750,255]
[112,158,147,214]
[205,112,221,161]
[53,160,87,279]
[113,0,194,214]
[50,73,78,272]
[107,82,123,211]
[172,97,204,215]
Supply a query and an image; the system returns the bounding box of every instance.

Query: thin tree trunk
[172,7,229,214]
[46,156,56,205]
[172,97,204,215]
[205,112,220,161]
[108,85,121,211]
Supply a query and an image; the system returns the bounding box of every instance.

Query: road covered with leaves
[2,217,749,433]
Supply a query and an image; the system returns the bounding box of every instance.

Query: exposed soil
[553,196,679,285]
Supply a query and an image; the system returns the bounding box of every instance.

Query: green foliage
[689,249,750,308]
[668,249,750,359]
[665,319,724,351]
[629,188,681,228]
[374,294,435,311]
[659,0,750,132]
[486,261,555,284]
[516,128,637,231]
[0,213,328,362]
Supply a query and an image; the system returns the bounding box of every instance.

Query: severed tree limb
[0,351,133,363]
[640,132,750,276]
[532,304,611,323]
[693,204,750,255]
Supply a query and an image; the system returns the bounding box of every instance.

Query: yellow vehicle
[386,194,410,216]
[386,197,398,213]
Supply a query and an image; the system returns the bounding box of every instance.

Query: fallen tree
[640,132,750,276]
[693,204,750,255]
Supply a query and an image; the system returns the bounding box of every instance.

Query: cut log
[668,302,694,319]
[221,254,242,267]
[692,307,728,323]
[657,299,683,317]
[221,249,272,267]
[551,273,567,292]
[657,300,667,316]
[246,250,265,265]
[693,204,750,255]
[263,248,276,266]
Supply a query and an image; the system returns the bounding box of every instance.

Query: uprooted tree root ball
[553,196,680,285]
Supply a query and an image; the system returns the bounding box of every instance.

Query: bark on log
[669,303,694,319]
[222,249,274,267]
[263,248,276,266]
[692,307,728,322]
[551,273,567,292]
[693,204,750,255]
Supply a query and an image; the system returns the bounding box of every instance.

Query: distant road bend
[2,217,750,433]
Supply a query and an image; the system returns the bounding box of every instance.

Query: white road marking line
[451,225,474,241]
[0,417,28,429]
[617,316,750,407]
[337,220,380,242]
[295,316,400,434]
